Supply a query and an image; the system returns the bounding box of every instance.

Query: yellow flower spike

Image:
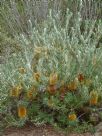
[27,90,33,99]
[89,90,98,106]
[18,106,27,118]
[10,84,23,97]
[19,67,26,74]
[27,86,37,99]
[33,72,40,82]
[10,87,20,97]
[68,113,77,121]
[49,73,58,85]
[90,90,98,98]
[68,80,77,91]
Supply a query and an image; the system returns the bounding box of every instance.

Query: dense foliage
[0,0,102,134]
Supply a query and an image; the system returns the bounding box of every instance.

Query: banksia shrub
[0,2,102,131]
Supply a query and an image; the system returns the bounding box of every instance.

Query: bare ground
[3,125,95,136]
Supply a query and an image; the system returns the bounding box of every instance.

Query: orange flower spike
[60,86,65,93]
[90,98,98,105]
[18,106,27,118]
[78,73,84,82]
[68,113,77,121]
[34,72,40,82]
[49,73,58,85]
[19,67,26,74]
[89,91,98,106]
[48,85,56,95]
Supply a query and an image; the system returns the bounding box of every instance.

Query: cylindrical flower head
[68,81,77,91]
[34,72,40,82]
[10,87,20,97]
[18,106,27,118]
[90,90,98,105]
[48,85,56,94]
[68,113,77,121]
[27,90,33,99]
[49,73,58,85]
[90,98,98,105]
